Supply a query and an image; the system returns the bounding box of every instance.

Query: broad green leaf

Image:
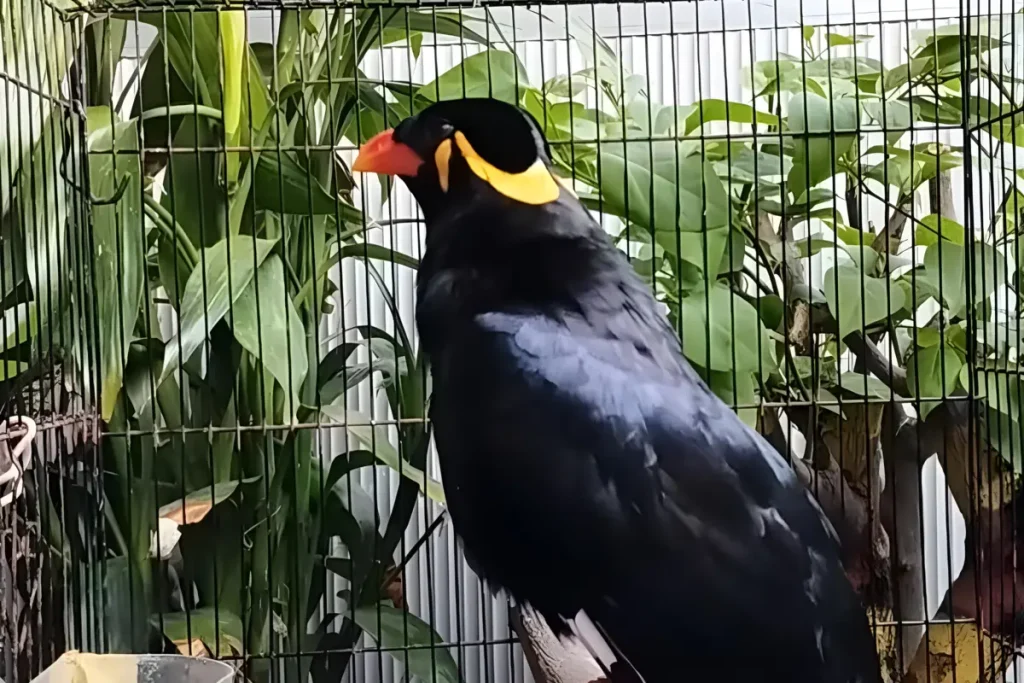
[160,237,278,385]
[787,93,860,198]
[88,107,145,420]
[219,10,247,185]
[971,369,1022,417]
[354,604,462,683]
[322,470,380,591]
[219,10,246,140]
[757,294,785,332]
[231,255,308,419]
[672,228,734,282]
[544,73,589,99]
[837,371,893,401]
[102,556,149,652]
[254,152,348,216]
[907,343,963,418]
[680,283,775,375]
[417,50,528,104]
[17,113,69,312]
[707,370,759,428]
[915,214,965,247]
[161,117,227,251]
[827,33,873,47]
[0,361,28,379]
[984,407,1024,472]
[916,327,943,348]
[793,232,839,258]
[716,147,791,184]
[822,265,905,338]
[0,0,70,215]
[157,607,244,656]
[922,241,1006,317]
[142,12,221,109]
[862,100,915,145]
[388,9,493,48]
[682,99,779,134]
[321,405,445,504]
[598,142,730,248]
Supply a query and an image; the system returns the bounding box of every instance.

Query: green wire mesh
[2,0,1024,682]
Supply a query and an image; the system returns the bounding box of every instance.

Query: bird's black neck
[416,225,639,356]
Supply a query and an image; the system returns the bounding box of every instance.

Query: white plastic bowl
[32,652,236,683]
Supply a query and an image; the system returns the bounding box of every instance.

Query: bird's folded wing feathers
[474,310,843,619]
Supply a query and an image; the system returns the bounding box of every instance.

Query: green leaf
[597,142,730,247]
[757,294,785,332]
[354,604,462,683]
[157,607,244,656]
[219,10,246,140]
[0,0,71,216]
[984,406,1024,470]
[322,468,380,590]
[254,152,348,216]
[417,50,529,104]
[787,93,860,198]
[398,10,493,47]
[681,99,779,134]
[17,113,70,316]
[160,237,278,385]
[822,265,906,338]
[793,232,839,258]
[161,118,227,250]
[707,370,759,428]
[921,241,1006,317]
[680,283,775,375]
[827,33,873,47]
[837,371,893,401]
[142,12,220,109]
[907,343,963,418]
[102,555,149,652]
[230,255,308,418]
[321,405,446,504]
[915,214,965,247]
[88,107,145,420]
[862,99,915,145]
[972,369,1022,416]
[916,327,943,348]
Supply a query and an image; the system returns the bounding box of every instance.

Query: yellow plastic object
[31,652,236,683]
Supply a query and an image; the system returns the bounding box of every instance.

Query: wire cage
[2,0,1024,681]
[1,0,100,680]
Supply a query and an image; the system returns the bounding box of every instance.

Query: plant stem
[142,194,201,268]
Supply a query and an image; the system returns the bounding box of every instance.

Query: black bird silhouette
[352,97,883,683]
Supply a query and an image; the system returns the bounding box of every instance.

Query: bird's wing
[444,309,878,682]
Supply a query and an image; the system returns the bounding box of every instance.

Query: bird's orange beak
[351,129,424,176]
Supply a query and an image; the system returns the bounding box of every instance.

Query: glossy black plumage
[371,98,883,683]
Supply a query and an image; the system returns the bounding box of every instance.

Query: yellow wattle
[453,131,561,205]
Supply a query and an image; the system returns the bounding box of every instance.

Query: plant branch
[844,333,909,397]
[142,194,200,270]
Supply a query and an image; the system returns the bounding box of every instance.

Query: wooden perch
[511,605,606,683]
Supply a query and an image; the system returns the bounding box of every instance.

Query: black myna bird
[352,97,882,683]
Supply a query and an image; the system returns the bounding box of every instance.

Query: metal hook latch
[0,416,38,509]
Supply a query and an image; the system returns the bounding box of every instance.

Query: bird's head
[351,98,572,219]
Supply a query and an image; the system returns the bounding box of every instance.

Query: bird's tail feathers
[568,611,646,683]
